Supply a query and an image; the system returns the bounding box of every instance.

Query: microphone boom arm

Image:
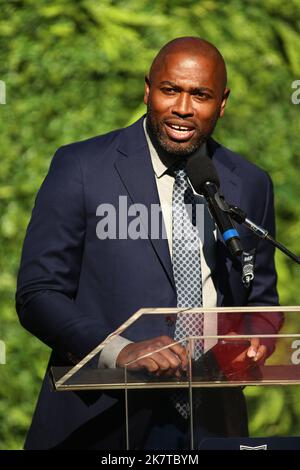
[228,205,300,265]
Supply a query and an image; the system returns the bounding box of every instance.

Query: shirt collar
[143,118,168,178]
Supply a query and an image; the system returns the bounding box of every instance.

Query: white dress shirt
[99,119,218,368]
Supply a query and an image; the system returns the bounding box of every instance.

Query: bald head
[144,36,230,158]
[149,37,227,91]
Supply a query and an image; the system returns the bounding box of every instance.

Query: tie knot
[174,167,194,197]
[174,166,188,185]
[174,167,186,176]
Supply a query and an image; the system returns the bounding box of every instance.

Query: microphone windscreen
[186,153,220,194]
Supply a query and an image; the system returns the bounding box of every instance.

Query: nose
[172,92,194,118]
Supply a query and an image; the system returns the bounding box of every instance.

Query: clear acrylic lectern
[51,306,300,449]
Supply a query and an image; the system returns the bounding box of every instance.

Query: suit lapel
[114,117,175,291]
[208,139,243,306]
[113,123,243,304]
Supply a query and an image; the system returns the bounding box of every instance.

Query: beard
[146,104,220,158]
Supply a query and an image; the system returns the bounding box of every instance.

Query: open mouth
[165,122,195,141]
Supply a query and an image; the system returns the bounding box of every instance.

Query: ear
[219,87,230,118]
[144,76,150,105]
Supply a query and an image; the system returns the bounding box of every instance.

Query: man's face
[144,52,229,157]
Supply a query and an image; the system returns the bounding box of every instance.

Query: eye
[193,92,211,101]
[160,87,176,94]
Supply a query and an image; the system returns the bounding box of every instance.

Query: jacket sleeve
[15,146,109,363]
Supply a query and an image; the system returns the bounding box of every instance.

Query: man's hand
[211,333,267,381]
[226,332,267,366]
[116,335,187,378]
[246,337,267,364]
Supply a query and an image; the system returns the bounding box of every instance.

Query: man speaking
[16,37,281,449]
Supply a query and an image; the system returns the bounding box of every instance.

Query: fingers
[247,338,267,363]
[167,342,188,371]
[253,344,267,363]
[144,336,187,373]
[129,356,160,373]
[137,350,179,372]
[220,334,267,366]
[117,335,187,376]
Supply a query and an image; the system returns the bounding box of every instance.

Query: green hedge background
[1,0,300,449]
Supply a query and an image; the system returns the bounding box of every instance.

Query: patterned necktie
[172,166,204,418]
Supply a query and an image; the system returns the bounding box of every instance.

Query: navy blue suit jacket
[16,116,280,449]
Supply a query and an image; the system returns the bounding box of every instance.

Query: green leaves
[245,386,292,435]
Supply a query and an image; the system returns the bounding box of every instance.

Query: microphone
[186,154,243,258]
